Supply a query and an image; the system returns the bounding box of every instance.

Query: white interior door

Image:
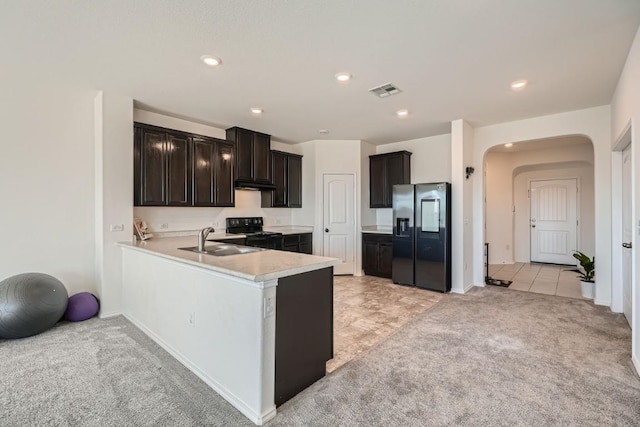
[622,145,633,327]
[530,179,578,265]
[323,174,355,275]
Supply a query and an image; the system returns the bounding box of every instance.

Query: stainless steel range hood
[234,179,276,191]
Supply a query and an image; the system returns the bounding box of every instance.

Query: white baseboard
[450,283,478,294]
[633,353,640,377]
[122,313,276,425]
[98,310,122,319]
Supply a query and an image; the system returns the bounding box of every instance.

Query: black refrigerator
[392,183,451,292]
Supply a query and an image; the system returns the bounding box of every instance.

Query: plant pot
[580,281,595,299]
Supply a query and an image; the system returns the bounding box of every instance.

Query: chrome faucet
[198,227,215,252]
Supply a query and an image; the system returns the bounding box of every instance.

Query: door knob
[622,242,632,249]
[325,228,329,233]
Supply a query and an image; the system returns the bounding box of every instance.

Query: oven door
[246,235,283,250]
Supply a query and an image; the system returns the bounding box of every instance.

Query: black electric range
[226,217,283,250]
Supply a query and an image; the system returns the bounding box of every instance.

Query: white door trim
[622,144,633,327]
[322,172,357,275]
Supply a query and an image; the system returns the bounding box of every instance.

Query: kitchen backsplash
[376,208,393,227]
[134,190,292,236]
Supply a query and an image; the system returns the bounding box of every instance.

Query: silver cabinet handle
[622,242,632,249]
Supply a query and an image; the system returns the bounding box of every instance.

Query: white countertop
[361,225,392,235]
[118,236,337,282]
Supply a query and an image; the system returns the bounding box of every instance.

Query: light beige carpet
[1,286,638,426]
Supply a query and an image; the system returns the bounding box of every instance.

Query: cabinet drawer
[282,235,300,246]
[299,233,312,244]
[362,233,392,244]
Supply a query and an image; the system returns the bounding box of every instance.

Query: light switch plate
[110,224,124,232]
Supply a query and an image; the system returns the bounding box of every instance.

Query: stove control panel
[226,217,264,229]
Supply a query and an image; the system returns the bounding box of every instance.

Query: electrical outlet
[109,224,124,232]
[263,297,274,319]
[160,223,169,229]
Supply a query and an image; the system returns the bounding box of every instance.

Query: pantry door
[530,179,578,265]
[323,174,355,275]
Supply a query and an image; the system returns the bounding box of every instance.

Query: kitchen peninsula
[118,237,338,425]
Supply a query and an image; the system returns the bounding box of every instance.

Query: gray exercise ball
[0,273,68,339]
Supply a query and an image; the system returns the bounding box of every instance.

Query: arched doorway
[483,136,594,297]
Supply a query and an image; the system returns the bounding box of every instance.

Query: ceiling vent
[369,83,402,98]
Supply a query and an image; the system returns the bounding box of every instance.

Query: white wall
[611,25,640,374]
[484,152,514,264]
[0,86,98,296]
[473,106,612,307]
[292,140,362,275]
[132,109,300,234]
[94,92,134,316]
[451,120,475,293]
[374,134,452,226]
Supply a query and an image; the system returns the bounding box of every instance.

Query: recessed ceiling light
[201,55,222,67]
[250,107,263,114]
[319,129,330,134]
[510,80,527,90]
[505,143,513,148]
[396,109,409,117]
[335,72,352,82]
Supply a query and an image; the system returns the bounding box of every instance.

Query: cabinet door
[385,155,405,207]
[192,138,215,206]
[134,126,142,205]
[166,133,191,206]
[287,155,302,208]
[369,156,387,208]
[378,243,393,277]
[214,140,235,207]
[139,128,166,206]
[253,132,271,183]
[235,128,253,181]
[299,233,312,254]
[363,240,379,275]
[271,151,288,207]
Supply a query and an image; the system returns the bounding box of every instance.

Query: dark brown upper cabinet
[369,151,412,208]
[134,123,191,206]
[192,137,235,207]
[226,127,273,186]
[134,123,235,207]
[262,150,303,208]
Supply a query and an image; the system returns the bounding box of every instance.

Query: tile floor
[489,262,585,299]
[327,275,442,372]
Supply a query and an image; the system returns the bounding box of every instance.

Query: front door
[323,174,355,275]
[530,179,578,265]
[622,145,633,327]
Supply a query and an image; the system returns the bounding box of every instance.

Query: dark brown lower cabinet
[275,267,333,406]
[362,233,393,278]
[281,233,313,254]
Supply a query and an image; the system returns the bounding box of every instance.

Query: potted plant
[568,251,595,299]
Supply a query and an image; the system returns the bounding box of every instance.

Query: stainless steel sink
[178,244,265,256]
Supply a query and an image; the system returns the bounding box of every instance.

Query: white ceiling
[1,1,639,145]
